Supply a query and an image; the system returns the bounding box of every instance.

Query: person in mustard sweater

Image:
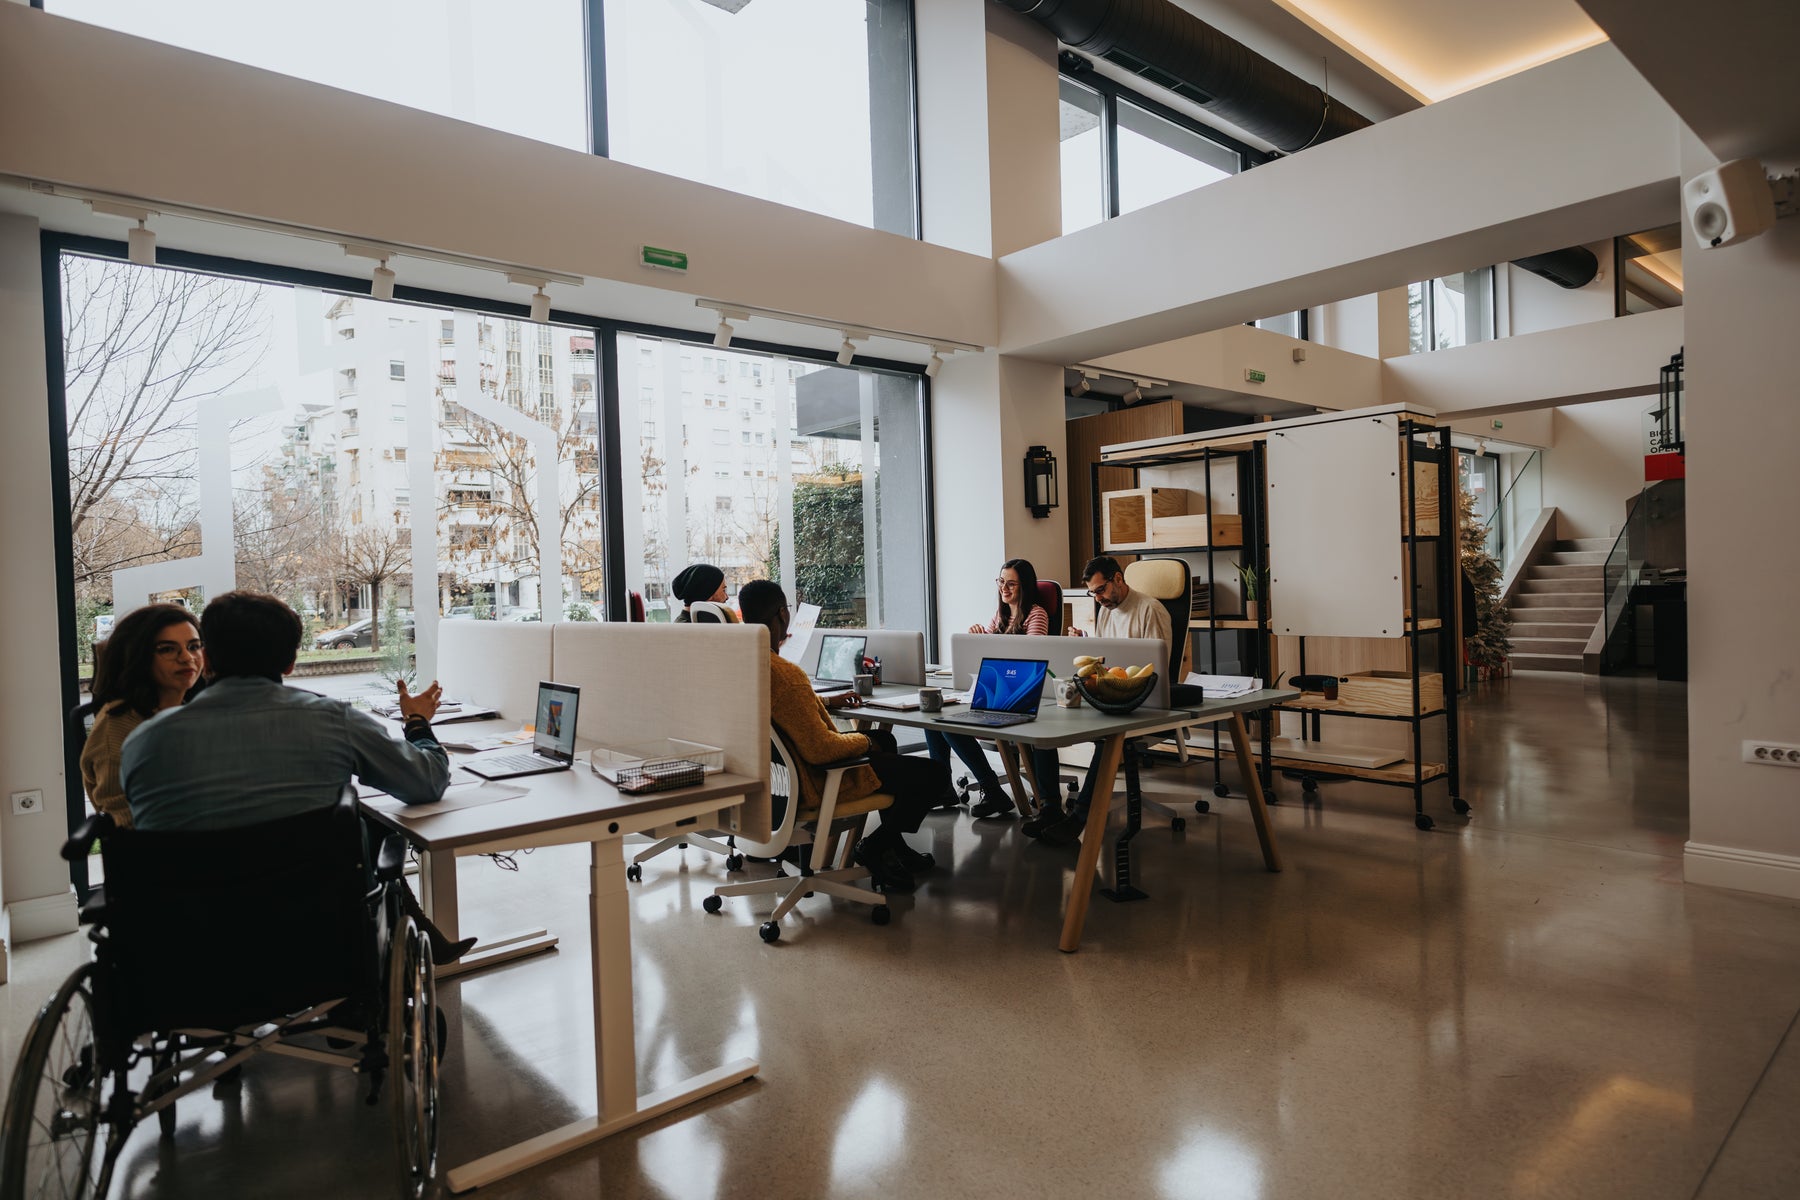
[80,602,206,828]
[738,580,948,893]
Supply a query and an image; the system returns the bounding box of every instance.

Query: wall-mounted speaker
[1683,158,1776,249]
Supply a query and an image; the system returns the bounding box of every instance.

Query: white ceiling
[1230,0,1609,104]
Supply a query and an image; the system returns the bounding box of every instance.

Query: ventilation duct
[999,1,1602,289]
[997,0,1369,152]
[1510,246,1601,290]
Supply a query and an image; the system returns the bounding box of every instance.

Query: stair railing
[1497,451,1542,577]
[1600,491,1649,670]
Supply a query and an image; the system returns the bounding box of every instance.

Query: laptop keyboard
[483,753,552,773]
[949,711,1025,726]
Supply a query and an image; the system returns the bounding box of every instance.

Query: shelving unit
[1095,407,1466,829]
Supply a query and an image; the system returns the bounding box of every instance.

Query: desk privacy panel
[797,628,927,686]
[1266,413,1408,638]
[550,623,772,842]
[437,621,553,726]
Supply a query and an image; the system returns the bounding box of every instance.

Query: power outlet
[1742,741,1800,768]
[10,789,44,815]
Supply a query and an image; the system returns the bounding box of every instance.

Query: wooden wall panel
[1065,401,1183,582]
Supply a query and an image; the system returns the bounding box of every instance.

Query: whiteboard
[1266,414,1407,638]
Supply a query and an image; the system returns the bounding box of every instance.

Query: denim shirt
[121,676,449,832]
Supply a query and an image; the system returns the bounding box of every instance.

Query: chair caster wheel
[1194,799,1210,815]
[870,905,891,926]
[1452,798,1471,816]
[703,895,723,914]
[726,853,745,871]
[626,864,642,882]
[804,891,815,898]
[677,842,688,849]
[1213,783,1230,798]
[1301,778,1318,794]
[759,921,781,943]
[1170,817,1187,832]
[1415,814,1435,831]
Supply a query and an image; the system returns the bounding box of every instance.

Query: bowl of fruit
[1071,655,1159,715]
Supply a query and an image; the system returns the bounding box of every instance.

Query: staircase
[1509,538,1608,672]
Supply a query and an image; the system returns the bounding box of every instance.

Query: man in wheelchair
[0,593,448,1199]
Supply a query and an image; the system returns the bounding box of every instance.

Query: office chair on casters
[702,727,893,942]
[628,591,646,622]
[1035,580,1065,636]
[687,600,731,624]
[1122,557,1216,828]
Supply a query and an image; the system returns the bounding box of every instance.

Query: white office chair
[702,727,893,942]
[687,600,732,623]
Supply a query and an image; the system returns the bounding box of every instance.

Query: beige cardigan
[80,702,146,828]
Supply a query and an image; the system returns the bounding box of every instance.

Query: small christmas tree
[1459,481,1512,677]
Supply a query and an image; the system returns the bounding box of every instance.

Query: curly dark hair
[90,603,202,718]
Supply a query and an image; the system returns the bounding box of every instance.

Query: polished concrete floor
[6,672,1799,1199]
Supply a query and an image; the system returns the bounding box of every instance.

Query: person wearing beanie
[670,563,738,623]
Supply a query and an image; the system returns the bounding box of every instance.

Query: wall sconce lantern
[1023,445,1059,518]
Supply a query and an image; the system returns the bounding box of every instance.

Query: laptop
[933,658,1048,729]
[462,681,581,780]
[810,633,867,693]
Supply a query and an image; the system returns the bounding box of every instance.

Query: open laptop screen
[815,634,866,683]
[533,682,581,762]
[970,659,1048,715]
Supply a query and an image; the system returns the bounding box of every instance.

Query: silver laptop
[462,681,580,780]
[811,633,866,693]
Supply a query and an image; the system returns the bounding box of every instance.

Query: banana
[1073,655,1102,668]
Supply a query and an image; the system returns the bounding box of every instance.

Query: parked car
[501,608,541,623]
[314,615,414,650]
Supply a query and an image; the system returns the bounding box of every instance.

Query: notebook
[461,682,581,780]
[932,658,1048,729]
[811,633,866,693]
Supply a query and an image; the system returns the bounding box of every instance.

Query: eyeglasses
[154,640,204,659]
[994,579,1020,589]
[1085,578,1121,599]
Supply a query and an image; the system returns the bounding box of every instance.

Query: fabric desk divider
[949,633,1171,709]
[437,620,553,732]
[549,622,773,843]
[795,627,928,686]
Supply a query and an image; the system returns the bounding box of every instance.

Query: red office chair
[1034,580,1064,635]
[628,591,646,622]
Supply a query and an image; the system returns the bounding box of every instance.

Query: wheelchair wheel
[386,917,439,1200]
[0,963,123,1200]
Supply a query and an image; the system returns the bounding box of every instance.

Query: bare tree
[337,525,410,651]
[233,467,335,599]
[61,256,267,596]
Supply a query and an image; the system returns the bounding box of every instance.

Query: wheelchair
[0,789,438,1199]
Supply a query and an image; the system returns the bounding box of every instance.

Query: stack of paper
[1183,673,1262,698]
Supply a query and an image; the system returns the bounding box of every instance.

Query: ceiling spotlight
[1123,386,1144,404]
[370,257,396,301]
[1071,371,1094,397]
[530,286,551,323]
[714,319,735,349]
[925,351,943,378]
[126,218,156,267]
[836,335,857,367]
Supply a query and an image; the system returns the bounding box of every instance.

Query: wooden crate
[1150,512,1243,548]
[1335,670,1444,716]
[1102,487,1187,550]
[1402,460,1440,537]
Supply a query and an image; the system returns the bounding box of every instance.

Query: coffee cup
[1322,678,1339,701]
[854,674,875,697]
[918,686,943,713]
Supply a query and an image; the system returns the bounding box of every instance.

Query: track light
[714,319,734,349]
[1123,386,1143,404]
[530,286,551,323]
[370,257,396,301]
[126,218,156,267]
[925,351,943,378]
[837,335,858,367]
[1072,370,1097,397]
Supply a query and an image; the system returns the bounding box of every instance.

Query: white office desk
[361,758,764,1193]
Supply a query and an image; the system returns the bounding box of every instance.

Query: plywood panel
[1066,402,1183,581]
[1267,414,1406,637]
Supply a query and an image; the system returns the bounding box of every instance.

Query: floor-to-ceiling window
[621,333,930,633]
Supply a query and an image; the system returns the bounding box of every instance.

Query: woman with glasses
[81,602,206,828]
[926,559,1063,820]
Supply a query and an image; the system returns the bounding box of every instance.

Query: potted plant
[1237,561,1262,624]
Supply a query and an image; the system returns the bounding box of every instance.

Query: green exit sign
[1244,368,1266,384]
[640,245,688,273]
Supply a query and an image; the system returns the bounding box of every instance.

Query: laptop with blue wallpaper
[933,658,1048,729]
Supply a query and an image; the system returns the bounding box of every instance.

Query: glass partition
[1116,97,1235,215]
[622,334,929,632]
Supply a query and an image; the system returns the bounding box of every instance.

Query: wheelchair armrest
[374,833,408,883]
[62,812,116,862]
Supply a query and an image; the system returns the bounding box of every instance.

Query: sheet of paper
[778,601,823,663]
[1183,673,1262,697]
[362,781,529,821]
[436,729,533,753]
